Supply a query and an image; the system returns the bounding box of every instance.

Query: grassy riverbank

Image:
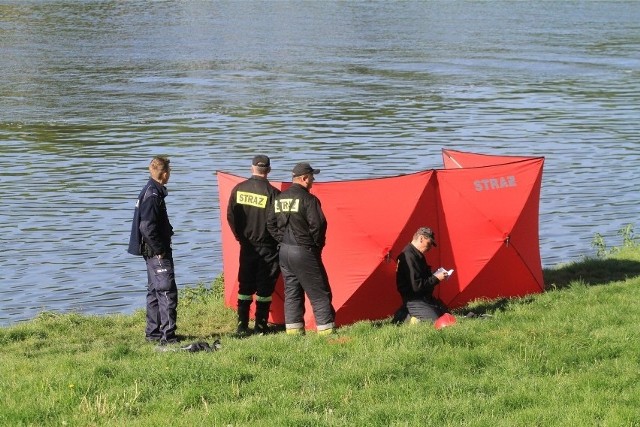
[2,234,640,426]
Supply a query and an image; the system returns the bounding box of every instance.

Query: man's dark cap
[417,227,437,246]
[252,155,271,167]
[292,162,320,177]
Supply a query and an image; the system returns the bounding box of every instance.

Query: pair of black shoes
[255,321,277,335]
[236,322,276,338]
[236,323,252,338]
[146,336,179,345]
[160,336,179,346]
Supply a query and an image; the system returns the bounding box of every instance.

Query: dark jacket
[128,178,173,257]
[396,243,440,302]
[267,183,327,249]
[227,175,280,247]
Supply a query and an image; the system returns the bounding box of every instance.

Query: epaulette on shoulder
[142,185,159,202]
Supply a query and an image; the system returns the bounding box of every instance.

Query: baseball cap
[252,155,271,167]
[292,162,320,177]
[417,227,437,246]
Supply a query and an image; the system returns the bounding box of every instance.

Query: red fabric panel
[442,149,540,169]
[313,171,436,327]
[218,170,437,328]
[217,150,545,329]
[434,157,544,307]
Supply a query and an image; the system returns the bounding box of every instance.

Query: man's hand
[434,270,447,281]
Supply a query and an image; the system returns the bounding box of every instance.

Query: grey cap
[416,227,437,246]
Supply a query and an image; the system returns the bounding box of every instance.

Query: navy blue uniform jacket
[128,178,173,257]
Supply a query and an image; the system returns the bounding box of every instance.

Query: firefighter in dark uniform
[267,162,335,335]
[395,227,449,323]
[128,156,178,345]
[227,155,281,336]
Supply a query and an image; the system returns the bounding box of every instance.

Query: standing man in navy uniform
[267,162,335,335]
[128,156,179,345]
[227,155,281,336]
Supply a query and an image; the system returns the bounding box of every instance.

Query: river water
[1,1,639,326]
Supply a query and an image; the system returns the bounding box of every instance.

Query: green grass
[2,239,640,426]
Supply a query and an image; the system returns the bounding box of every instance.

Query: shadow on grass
[451,296,535,317]
[449,257,640,317]
[543,257,640,290]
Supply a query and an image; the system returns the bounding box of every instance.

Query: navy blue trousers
[145,256,178,340]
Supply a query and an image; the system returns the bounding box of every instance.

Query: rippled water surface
[1,1,639,326]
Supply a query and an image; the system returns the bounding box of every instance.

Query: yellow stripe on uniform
[275,198,300,213]
[236,191,268,208]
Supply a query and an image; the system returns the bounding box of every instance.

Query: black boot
[236,299,252,337]
[254,300,273,335]
[392,304,409,324]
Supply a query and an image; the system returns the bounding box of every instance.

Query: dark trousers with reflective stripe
[279,243,335,329]
[145,255,178,340]
[237,244,280,299]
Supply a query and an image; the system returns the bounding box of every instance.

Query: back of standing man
[227,155,281,336]
[267,162,335,335]
[128,156,179,345]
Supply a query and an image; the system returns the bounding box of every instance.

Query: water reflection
[1,1,639,325]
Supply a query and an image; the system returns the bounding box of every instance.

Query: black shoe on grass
[254,322,275,336]
[159,336,179,346]
[236,324,252,338]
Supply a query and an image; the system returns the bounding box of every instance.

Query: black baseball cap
[292,162,320,177]
[417,227,437,246]
[252,155,271,167]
